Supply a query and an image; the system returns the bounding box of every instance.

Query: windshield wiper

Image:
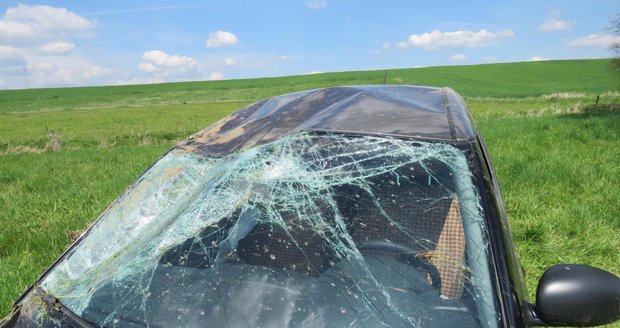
[33,286,96,328]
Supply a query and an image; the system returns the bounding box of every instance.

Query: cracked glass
[22,130,500,327]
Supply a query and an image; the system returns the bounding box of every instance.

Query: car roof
[180,85,477,156]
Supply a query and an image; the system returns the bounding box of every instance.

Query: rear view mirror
[534,264,620,327]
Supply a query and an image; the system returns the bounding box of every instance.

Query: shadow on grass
[556,104,620,119]
[554,105,620,132]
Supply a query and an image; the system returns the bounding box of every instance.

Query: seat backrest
[432,197,466,299]
[348,165,466,299]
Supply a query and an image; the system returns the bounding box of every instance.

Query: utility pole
[23,66,30,89]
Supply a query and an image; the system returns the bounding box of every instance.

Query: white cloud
[48,64,111,83]
[0,65,25,76]
[370,42,392,56]
[116,77,164,85]
[449,54,466,62]
[0,45,25,66]
[280,55,289,61]
[528,56,549,62]
[305,0,327,9]
[0,4,96,44]
[27,57,112,87]
[138,62,160,73]
[209,72,224,80]
[565,34,620,48]
[396,41,408,49]
[0,4,107,88]
[37,42,75,55]
[539,19,575,32]
[538,12,575,32]
[224,57,238,66]
[200,53,290,73]
[79,65,112,79]
[206,30,239,47]
[483,56,498,63]
[140,50,198,73]
[137,50,198,82]
[30,62,54,72]
[399,29,514,50]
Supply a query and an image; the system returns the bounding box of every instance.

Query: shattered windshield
[36,132,499,327]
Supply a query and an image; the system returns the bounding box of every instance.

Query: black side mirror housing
[532,264,620,327]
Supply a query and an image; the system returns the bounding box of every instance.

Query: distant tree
[611,12,620,72]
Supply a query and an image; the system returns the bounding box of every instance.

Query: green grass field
[1,58,619,324]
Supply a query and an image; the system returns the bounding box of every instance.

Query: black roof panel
[181,85,476,156]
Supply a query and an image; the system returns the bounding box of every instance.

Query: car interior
[81,157,485,327]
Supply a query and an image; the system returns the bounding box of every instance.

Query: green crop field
[1,58,619,325]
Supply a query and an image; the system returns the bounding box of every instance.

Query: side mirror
[533,264,620,327]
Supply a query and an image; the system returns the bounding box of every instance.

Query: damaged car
[2,85,619,327]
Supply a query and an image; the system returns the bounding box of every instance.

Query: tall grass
[475,109,620,300]
[0,102,245,153]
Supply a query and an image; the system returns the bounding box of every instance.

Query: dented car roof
[181,85,477,156]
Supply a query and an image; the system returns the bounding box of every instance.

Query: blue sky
[0,0,618,89]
